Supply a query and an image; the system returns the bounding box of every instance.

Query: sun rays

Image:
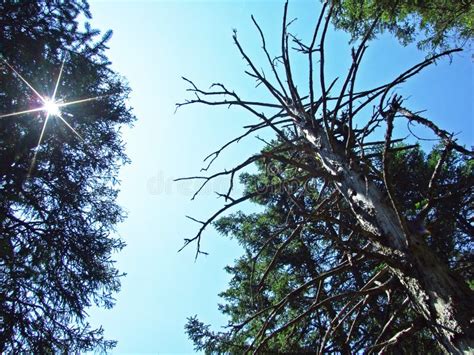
[0,54,105,174]
[43,99,61,117]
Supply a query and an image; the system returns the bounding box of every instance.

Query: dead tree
[177,2,473,353]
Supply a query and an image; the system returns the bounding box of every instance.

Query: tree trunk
[298,123,474,354]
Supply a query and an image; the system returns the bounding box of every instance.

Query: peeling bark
[179,3,474,351]
[298,120,474,354]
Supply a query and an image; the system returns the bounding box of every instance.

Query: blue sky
[85,1,473,353]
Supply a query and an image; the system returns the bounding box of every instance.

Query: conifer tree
[179,2,473,353]
[0,2,134,351]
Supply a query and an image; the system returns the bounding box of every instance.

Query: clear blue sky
[86,1,473,353]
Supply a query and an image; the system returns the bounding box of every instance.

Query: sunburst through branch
[0,53,107,175]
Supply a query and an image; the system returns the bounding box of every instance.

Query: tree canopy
[186,144,472,353]
[329,0,473,52]
[179,1,473,353]
[0,2,134,352]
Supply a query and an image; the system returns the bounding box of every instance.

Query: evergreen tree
[186,145,472,353]
[328,0,473,53]
[0,2,134,352]
[178,2,473,352]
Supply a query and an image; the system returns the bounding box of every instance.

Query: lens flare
[43,99,60,117]
[0,54,108,175]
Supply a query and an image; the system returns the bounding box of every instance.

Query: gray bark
[297,120,474,354]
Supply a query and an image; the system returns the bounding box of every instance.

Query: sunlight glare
[1,54,107,175]
[44,99,60,117]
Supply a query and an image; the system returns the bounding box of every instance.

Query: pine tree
[186,144,472,353]
[178,2,473,353]
[0,2,134,352]
[329,0,473,53]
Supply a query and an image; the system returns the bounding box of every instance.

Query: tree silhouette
[179,2,473,353]
[0,2,134,352]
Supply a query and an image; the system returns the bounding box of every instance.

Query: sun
[0,53,107,175]
[43,99,60,117]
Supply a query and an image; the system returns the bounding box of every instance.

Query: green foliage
[0,2,134,352]
[330,0,473,52]
[180,1,473,350]
[186,142,471,353]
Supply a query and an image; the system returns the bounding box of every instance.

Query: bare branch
[398,106,473,157]
[368,296,410,354]
[318,3,335,148]
[255,272,390,354]
[367,316,422,353]
[281,1,303,111]
[248,257,364,353]
[179,192,258,259]
[175,154,263,200]
[382,95,409,242]
[308,2,327,121]
[251,15,289,98]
